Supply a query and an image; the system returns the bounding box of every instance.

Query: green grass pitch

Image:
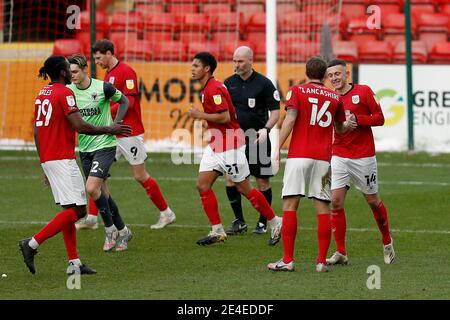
[0,150,449,299]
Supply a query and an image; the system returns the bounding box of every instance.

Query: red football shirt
[105,61,145,137]
[201,77,245,152]
[332,84,385,158]
[34,83,79,163]
[285,82,346,162]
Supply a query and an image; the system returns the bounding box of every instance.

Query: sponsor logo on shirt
[248,98,256,108]
[66,95,76,107]
[213,95,222,105]
[126,79,135,90]
[352,95,360,104]
[109,77,115,84]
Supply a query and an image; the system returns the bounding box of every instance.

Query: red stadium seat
[110,11,142,32]
[419,32,449,50]
[393,40,428,63]
[236,3,265,25]
[279,41,321,62]
[333,40,359,63]
[143,31,173,44]
[347,16,382,40]
[211,31,240,43]
[209,12,244,32]
[369,1,401,16]
[109,32,139,60]
[221,41,255,60]
[202,4,232,15]
[142,12,176,32]
[279,12,312,33]
[181,13,209,32]
[246,12,265,32]
[383,13,417,34]
[383,34,407,47]
[417,12,450,32]
[135,3,165,13]
[178,31,208,44]
[122,39,152,60]
[341,1,368,20]
[75,31,105,56]
[358,40,393,63]
[428,41,450,63]
[53,39,83,57]
[440,4,450,15]
[277,3,299,18]
[254,41,266,62]
[168,4,199,25]
[246,32,266,45]
[187,41,221,60]
[278,33,310,44]
[79,10,108,32]
[152,41,187,61]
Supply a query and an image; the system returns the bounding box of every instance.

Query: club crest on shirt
[273,90,281,102]
[213,95,222,105]
[352,95,360,104]
[91,92,98,101]
[248,98,256,108]
[126,79,135,90]
[286,90,292,101]
[66,95,75,107]
[109,77,115,84]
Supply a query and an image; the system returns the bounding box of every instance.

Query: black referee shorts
[245,136,273,178]
[80,146,116,180]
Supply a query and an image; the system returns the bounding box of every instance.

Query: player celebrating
[267,56,352,272]
[76,39,176,230]
[19,56,131,274]
[68,54,132,252]
[326,59,395,265]
[188,52,282,246]
[224,46,280,236]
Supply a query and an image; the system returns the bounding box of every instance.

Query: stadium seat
[152,41,187,61]
[254,41,266,62]
[181,13,209,32]
[209,12,244,32]
[369,1,401,16]
[277,3,299,18]
[246,12,265,32]
[122,39,152,60]
[347,16,382,41]
[440,4,450,15]
[211,31,241,43]
[428,41,450,63]
[168,3,199,25]
[53,39,83,57]
[110,11,142,32]
[202,3,232,15]
[333,40,359,63]
[358,40,393,63]
[246,32,266,45]
[278,33,310,44]
[144,31,173,44]
[79,10,108,32]
[135,3,165,13]
[279,41,321,62]
[279,12,312,33]
[142,12,176,32]
[109,32,139,60]
[393,40,428,63]
[341,1,368,20]
[178,31,208,44]
[407,0,437,16]
[221,41,255,60]
[187,41,221,60]
[75,31,105,56]
[236,3,265,25]
[416,12,450,49]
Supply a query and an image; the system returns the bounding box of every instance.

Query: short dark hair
[305,56,328,80]
[38,55,68,81]
[327,58,347,68]
[92,39,115,55]
[194,52,217,74]
[68,54,88,69]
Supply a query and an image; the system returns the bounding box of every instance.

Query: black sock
[226,186,244,223]
[108,196,125,231]
[94,193,113,227]
[258,188,272,226]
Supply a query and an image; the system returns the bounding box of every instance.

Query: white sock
[212,224,224,233]
[69,258,82,267]
[28,237,39,250]
[118,225,128,236]
[86,214,98,223]
[105,225,116,233]
[161,207,173,216]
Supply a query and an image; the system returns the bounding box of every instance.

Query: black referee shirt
[224,71,280,132]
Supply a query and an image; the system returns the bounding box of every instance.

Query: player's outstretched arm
[113,94,129,124]
[66,111,132,136]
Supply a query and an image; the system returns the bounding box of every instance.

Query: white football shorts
[331,155,378,194]
[199,145,250,183]
[41,159,87,206]
[116,134,148,165]
[282,158,331,202]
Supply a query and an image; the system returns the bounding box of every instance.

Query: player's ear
[204,65,211,74]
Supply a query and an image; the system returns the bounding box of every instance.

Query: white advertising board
[359,65,450,153]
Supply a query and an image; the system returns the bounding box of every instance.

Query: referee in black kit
[224,46,280,236]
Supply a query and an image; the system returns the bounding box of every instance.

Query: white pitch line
[0,220,449,235]
[1,175,449,186]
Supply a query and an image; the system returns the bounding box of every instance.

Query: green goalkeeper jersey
[68,78,122,152]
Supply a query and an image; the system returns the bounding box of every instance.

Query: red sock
[200,189,221,225]
[62,223,78,260]
[34,208,78,244]
[88,197,98,216]
[372,201,392,245]
[317,213,332,264]
[282,211,297,263]
[331,208,347,255]
[142,177,168,211]
[245,188,275,221]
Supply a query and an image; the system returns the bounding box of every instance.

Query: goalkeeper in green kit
[68,54,133,252]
